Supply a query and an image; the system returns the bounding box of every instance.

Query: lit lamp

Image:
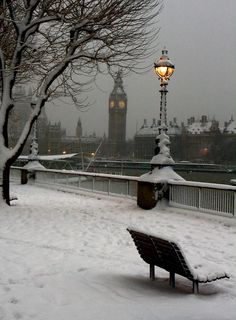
[154,52,175,82]
[151,48,175,167]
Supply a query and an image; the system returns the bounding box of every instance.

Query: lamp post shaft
[159,84,168,134]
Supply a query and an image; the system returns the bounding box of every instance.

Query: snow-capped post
[29,97,39,162]
[22,95,46,181]
[0,0,163,205]
[137,48,184,209]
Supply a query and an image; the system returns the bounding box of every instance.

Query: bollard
[21,169,28,184]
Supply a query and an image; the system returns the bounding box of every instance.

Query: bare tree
[0,0,163,204]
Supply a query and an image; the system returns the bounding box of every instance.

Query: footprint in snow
[14,312,23,319]
[9,297,18,304]
[166,224,176,229]
[8,278,17,285]
[184,235,192,240]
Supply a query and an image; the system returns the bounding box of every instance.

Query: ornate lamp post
[137,49,183,210]
[151,48,175,167]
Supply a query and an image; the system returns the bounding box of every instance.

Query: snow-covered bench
[127,229,230,293]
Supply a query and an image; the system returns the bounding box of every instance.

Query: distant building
[134,118,182,160]
[47,118,102,157]
[134,114,236,164]
[47,122,66,154]
[8,86,102,158]
[224,116,236,134]
[9,84,236,165]
[108,71,127,157]
[182,115,221,161]
[186,115,220,135]
[76,118,82,138]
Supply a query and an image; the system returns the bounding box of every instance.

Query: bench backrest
[127,229,158,266]
[127,229,193,280]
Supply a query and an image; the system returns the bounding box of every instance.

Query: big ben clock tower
[108,71,127,157]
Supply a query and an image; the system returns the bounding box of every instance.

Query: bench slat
[150,237,193,279]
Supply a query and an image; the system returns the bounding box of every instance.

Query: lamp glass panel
[156,66,168,78]
[167,67,174,77]
[155,66,174,79]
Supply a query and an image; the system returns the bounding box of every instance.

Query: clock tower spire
[108,71,127,157]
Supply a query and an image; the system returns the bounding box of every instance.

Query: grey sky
[46,0,236,139]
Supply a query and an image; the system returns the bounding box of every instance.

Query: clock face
[109,100,115,108]
[119,100,125,108]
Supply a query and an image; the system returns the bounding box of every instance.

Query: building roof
[186,116,220,135]
[224,119,236,134]
[135,119,181,137]
[187,121,213,134]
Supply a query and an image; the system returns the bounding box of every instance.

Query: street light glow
[154,48,175,81]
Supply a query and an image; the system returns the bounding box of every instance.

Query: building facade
[134,115,236,164]
[9,86,102,158]
[134,118,182,160]
[47,118,102,157]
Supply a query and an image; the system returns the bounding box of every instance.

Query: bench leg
[192,281,199,294]
[150,264,155,280]
[169,272,175,288]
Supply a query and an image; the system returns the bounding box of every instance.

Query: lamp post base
[137,165,184,209]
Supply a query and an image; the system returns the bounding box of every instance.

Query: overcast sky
[46,0,236,139]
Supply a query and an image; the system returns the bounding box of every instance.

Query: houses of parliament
[9,73,128,159]
[10,74,236,164]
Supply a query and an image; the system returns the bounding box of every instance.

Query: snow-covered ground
[0,183,235,320]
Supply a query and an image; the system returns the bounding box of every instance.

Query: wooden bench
[127,229,230,293]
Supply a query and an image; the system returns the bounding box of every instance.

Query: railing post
[198,187,201,210]
[108,178,111,195]
[92,177,95,192]
[127,180,129,196]
[234,191,236,216]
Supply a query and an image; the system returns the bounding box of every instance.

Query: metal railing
[169,180,236,217]
[11,166,236,216]
[10,166,138,198]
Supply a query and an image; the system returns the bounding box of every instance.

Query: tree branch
[6,0,19,35]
